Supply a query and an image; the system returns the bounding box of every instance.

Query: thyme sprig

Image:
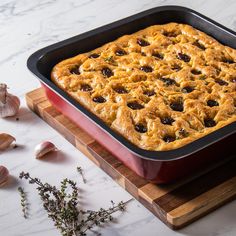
[19,171,132,236]
[104,56,118,66]
[18,186,28,218]
[104,56,114,63]
[77,166,86,184]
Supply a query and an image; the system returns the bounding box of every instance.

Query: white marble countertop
[0,0,236,235]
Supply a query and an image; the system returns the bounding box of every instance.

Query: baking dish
[27,6,236,183]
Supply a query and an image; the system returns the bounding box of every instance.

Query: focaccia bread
[51,23,236,151]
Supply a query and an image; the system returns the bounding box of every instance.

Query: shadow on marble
[2,107,34,123]
[1,175,19,190]
[179,201,236,235]
[13,144,25,151]
[0,144,25,155]
[36,150,69,164]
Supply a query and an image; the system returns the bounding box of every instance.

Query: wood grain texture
[26,88,236,230]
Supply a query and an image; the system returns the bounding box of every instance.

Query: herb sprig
[77,166,86,184]
[19,171,132,236]
[18,186,28,218]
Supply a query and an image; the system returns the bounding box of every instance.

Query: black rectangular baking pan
[27,6,236,183]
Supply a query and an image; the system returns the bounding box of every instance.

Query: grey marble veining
[0,0,236,236]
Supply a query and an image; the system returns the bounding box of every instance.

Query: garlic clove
[0,166,9,186]
[0,83,20,118]
[0,133,16,150]
[35,141,57,159]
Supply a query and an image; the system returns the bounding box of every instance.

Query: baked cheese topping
[51,23,236,151]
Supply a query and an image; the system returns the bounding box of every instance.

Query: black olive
[177,53,191,62]
[152,52,164,59]
[92,96,106,103]
[160,77,176,86]
[137,38,150,47]
[127,102,144,110]
[163,31,177,37]
[170,101,184,112]
[161,117,175,125]
[135,124,147,133]
[207,100,219,107]
[70,65,80,75]
[81,84,92,92]
[102,67,113,78]
[163,135,175,143]
[182,86,194,93]
[231,78,236,83]
[222,58,234,64]
[140,66,153,73]
[143,90,156,97]
[115,49,126,56]
[171,64,182,71]
[215,79,228,86]
[191,69,201,75]
[89,53,100,58]
[204,118,216,127]
[193,41,206,50]
[179,128,188,137]
[114,87,127,94]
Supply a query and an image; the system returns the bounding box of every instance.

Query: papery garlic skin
[35,141,57,159]
[0,83,20,118]
[0,133,16,150]
[0,166,9,186]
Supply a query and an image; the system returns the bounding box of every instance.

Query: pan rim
[27,5,236,162]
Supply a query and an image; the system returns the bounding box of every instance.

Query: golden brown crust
[51,23,236,151]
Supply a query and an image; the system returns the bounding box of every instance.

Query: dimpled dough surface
[51,23,236,151]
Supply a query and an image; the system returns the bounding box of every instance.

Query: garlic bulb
[0,165,9,186]
[0,133,16,150]
[35,141,57,159]
[0,83,20,118]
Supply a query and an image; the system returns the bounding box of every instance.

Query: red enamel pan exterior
[27,6,236,183]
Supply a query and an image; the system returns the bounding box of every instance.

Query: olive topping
[231,78,236,83]
[89,53,100,58]
[115,49,126,56]
[160,77,176,86]
[215,79,228,86]
[92,96,106,103]
[114,87,127,94]
[135,124,147,133]
[204,118,216,127]
[222,58,234,64]
[179,128,188,137]
[80,84,92,92]
[163,31,177,37]
[140,66,153,73]
[163,135,175,143]
[207,100,219,107]
[193,41,206,50]
[137,38,150,47]
[70,65,80,75]
[143,90,156,97]
[102,67,113,78]
[177,53,191,62]
[191,69,201,75]
[171,64,181,71]
[182,86,194,93]
[161,117,175,125]
[152,52,163,59]
[170,101,184,112]
[127,102,144,110]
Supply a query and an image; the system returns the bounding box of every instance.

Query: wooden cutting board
[26,88,236,230]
